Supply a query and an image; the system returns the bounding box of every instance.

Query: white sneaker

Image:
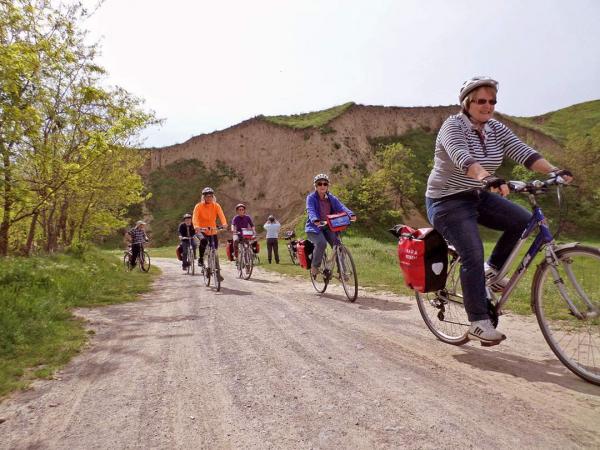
[484,263,509,292]
[468,319,506,344]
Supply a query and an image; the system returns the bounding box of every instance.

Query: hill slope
[508,100,600,143]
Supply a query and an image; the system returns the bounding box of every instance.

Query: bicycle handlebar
[507,174,570,194]
[195,226,224,232]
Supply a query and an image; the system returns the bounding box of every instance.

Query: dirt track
[1,257,600,449]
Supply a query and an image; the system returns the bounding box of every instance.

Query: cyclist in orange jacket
[192,187,227,271]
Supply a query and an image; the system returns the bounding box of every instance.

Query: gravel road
[1,257,599,449]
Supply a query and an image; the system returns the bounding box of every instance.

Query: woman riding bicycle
[192,187,227,279]
[178,213,196,271]
[305,173,356,277]
[231,203,255,250]
[425,76,573,345]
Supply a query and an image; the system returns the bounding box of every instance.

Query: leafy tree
[0,0,156,255]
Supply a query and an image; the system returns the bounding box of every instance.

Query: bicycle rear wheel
[415,252,470,345]
[533,245,600,385]
[311,250,329,294]
[139,251,151,272]
[337,245,357,302]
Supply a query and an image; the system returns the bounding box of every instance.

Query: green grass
[0,246,158,399]
[508,99,600,143]
[263,102,355,129]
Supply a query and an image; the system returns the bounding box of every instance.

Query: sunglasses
[316,182,329,186]
[473,98,497,105]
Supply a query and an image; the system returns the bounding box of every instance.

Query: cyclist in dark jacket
[178,213,196,270]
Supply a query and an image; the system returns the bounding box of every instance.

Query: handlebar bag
[241,229,255,239]
[397,225,448,293]
[297,239,314,270]
[326,213,351,232]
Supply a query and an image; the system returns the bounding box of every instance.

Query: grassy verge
[0,246,159,399]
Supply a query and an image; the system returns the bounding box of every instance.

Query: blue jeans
[307,230,338,268]
[426,190,531,321]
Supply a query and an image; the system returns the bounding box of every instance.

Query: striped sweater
[426,113,542,198]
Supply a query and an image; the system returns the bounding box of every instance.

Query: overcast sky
[83,0,600,147]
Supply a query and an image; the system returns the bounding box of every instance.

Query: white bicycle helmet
[313,173,330,184]
[201,187,214,195]
[459,76,499,103]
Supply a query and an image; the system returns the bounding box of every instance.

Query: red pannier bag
[226,239,235,261]
[296,239,314,270]
[252,240,260,254]
[326,212,351,232]
[176,244,183,261]
[392,224,448,293]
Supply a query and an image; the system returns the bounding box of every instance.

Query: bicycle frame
[492,202,553,311]
[488,183,593,317]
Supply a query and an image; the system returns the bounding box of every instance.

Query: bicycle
[180,236,196,276]
[284,230,299,265]
[310,214,358,302]
[196,227,223,291]
[123,242,151,272]
[409,175,600,385]
[236,228,255,280]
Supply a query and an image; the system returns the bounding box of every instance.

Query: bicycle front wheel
[139,251,151,272]
[203,252,211,286]
[288,245,298,265]
[311,250,329,294]
[243,247,253,280]
[337,245,357,302]
[214,252,221,292]
[188,248,195,275]
[416,252,470,345]
[533,245,600,385]
[123,253,132,271]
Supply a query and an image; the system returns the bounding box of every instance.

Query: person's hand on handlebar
[482,175,509,197]
[550,169,574,184]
